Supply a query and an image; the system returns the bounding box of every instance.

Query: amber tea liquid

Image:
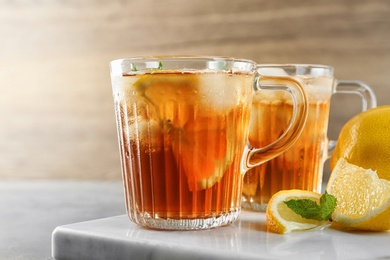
[113,71,253,229]
[242,76,333,211]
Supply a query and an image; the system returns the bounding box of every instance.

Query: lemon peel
[330,106,390,180]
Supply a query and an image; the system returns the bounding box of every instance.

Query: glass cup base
[241,201,268,212]
[128,209,241,230]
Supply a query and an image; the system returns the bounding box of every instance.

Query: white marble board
[52,211,390,260]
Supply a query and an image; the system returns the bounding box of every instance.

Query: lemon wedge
[327,158,390,231]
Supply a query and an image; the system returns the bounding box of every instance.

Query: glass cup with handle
[110,57,308,230]
[242,64,377,211]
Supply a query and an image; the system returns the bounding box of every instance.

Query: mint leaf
[284,192,337,221]
[158,61,163,70]
[319,191,337,220]
[131,63,138,72]
[284,199,322,220]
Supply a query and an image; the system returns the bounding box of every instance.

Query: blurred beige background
[1,0,389,180]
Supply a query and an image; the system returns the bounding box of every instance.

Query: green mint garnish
[284,192,337,221]
[131,63,138,72]
[158,61,163,70]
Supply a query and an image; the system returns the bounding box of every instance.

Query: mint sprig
[284,192,337,221]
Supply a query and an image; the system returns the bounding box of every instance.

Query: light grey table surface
[0,181,126,260]
[4,180,390,260]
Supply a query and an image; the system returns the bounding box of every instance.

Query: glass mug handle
[327,80,377,157]
[244,76,308,169]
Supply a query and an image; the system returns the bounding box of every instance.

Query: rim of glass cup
[110,56,258,75]
[257,64,334,77]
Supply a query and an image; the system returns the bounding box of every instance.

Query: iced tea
[113,71,253,229]
[242,75,333,211]
[110,58,310,230]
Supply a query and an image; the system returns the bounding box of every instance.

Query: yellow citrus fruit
[330,105,390,180]
[326,158,390,231]
[133,73,241,191]
[266,190,328,234]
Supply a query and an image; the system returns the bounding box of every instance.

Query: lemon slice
[132,73,239,191]
[326,158,390,231]
[170,116,235,191]
[266,190,328,234]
